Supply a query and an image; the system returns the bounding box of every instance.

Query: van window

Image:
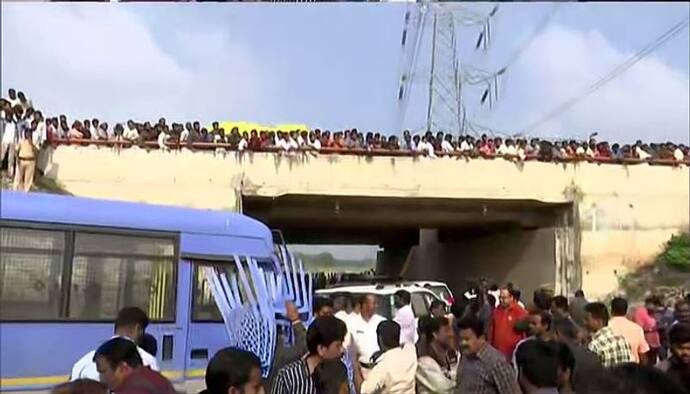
[410,293,429,317]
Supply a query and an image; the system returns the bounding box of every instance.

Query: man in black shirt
[552,317,601,393]
[656,323,690,388]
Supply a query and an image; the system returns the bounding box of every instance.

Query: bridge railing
[47,138,690,167]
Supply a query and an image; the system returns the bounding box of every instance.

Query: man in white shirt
[504,139,518,156]
[516,142,527,161]
[575,143,586,157]
[417,137,436,158]
[635,142,651,160]
[121,120,135,141]
[17,91,33,111]
[157,128,170,150]
[333,293,353,327]
[286,135,299,151]
[275,132,292,152]
[350,294,386,376]
[459,137,474,153]
[89,119,100,140]
[1,108,18,181]
[237,131,249,151]
[673,145,685,161]
[308,132,322,151]
[496,139,509,156]
[410,135,419,151]
[441,136,455,154]
[180,125,190,143]
[7,89,20,108]
[393,290,416,345]
[70,307,159,381]
[296,131,306,148]
[360,320,417,394]
[31,112,47,147]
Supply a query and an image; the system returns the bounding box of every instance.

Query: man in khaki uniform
[15,127,36,192]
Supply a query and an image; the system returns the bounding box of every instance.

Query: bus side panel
[0,260,191,392]
[185,323,229,379]
[0,323,112,391]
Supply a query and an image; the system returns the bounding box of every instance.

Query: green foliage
[296,252,374,273]
[658,232,690,271]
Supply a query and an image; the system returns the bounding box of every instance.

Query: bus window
[68,232,176,321]
[0,227,66,320]
[192,264,223,321]
[192,259,276,322]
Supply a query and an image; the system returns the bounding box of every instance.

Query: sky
[2,2,689,144]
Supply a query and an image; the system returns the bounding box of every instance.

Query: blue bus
[0,191,278,391]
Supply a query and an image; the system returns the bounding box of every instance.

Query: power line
[455,5,559,88]
[522,16,690,133]
[503,4,560,69]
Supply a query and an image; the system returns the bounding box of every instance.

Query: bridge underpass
[243,194,576,296]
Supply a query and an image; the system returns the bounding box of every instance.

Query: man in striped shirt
[271,316,347,394]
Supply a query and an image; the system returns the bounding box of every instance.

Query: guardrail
[48,138,690,167]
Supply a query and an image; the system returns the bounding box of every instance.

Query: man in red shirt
[489,287,529,361]
[94,337,175,394]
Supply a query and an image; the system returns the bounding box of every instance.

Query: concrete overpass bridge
[37,146,689,298]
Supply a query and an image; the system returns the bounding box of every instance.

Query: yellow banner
[213,121,309,133]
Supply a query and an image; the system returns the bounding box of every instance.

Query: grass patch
[616,231,690,302]
[1,173,72,195]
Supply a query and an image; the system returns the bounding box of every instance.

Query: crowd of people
[2,89,689,185]
[52,285,690,394]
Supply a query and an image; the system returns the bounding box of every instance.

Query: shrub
[658,232,690,271]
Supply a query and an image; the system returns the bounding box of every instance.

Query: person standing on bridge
[14,125,36,192]
[488,287,528,362]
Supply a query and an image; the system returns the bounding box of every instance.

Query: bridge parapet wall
[42,146,689,297]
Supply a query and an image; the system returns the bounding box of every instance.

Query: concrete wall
[41,146,690,297]
[403,228,556,299]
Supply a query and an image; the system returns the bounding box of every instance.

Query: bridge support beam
[376,244,414,278]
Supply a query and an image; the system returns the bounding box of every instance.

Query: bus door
[184,259,230,382]
[144,258,191,385]
[185,257,284,381]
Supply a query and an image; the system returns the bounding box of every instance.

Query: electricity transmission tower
[397,2,502,135]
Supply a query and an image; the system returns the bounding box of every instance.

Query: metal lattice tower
[397,2,500,135]
[426,9,463,134]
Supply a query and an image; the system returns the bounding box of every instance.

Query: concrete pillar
[419,228,438,246]
[376,245,413,277]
